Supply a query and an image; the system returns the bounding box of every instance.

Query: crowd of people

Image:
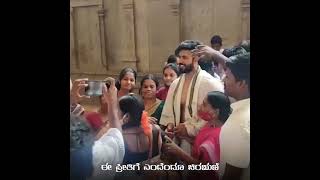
[70,35,250,180]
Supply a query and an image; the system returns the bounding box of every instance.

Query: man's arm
[194,45,229,69]
[103,77,122,132]
[211,49,229,69]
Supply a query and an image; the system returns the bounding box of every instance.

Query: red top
[84,112,103,131]
[156,86,170,101]
[190,124,221,180]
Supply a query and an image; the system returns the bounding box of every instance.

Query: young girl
[156,63,179,101]
[119,93,162,164]
[116,67,137,98]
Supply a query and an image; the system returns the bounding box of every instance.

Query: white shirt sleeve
[92,128,125,177]
[220,114,250,168]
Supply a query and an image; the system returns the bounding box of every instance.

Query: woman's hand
[148,117,158,124]
[162,136,183,157]
[174,123,188,137]
[102,77,117,105]
[70,78,90,104]
[165,123,175,139]
[120,113,129,125]
[102,77,122,131]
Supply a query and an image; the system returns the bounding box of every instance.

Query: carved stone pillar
[134,0,181,73]
[241,0,250,40]
[103,0,137,73]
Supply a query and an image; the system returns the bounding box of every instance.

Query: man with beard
[159,40,224,154]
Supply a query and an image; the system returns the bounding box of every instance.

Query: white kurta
[91,128,125,180]
[219,98,250,180]
[159,67,224,154]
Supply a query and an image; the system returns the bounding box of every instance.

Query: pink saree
[190,124,221,180]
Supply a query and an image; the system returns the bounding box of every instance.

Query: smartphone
[85,80,106,96]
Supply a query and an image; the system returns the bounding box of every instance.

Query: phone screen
[85,81,105,96]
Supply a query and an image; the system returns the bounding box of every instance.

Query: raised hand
[71,78,90,104]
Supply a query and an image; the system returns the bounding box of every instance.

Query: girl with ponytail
[119,93,162,164]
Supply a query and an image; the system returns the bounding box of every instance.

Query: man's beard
[178,63,193,74]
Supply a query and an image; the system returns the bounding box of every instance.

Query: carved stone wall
[70,0,250,78]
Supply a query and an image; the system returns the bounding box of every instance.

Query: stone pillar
[241,0,250,40]
[103,0,137,73]
[134,0,181,74]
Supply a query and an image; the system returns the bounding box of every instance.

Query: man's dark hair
[210,35,223,46]
[198,56,213,72]
[207,91,232,123]
[119,94,145,129]
[70,114,94,179]
[174,40,202,56]
[167,54,177,64]
[240,40,250,52]
[226,52,250,89]
[222,46,247,58]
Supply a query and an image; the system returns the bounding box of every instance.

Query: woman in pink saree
[162,91,232,180]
